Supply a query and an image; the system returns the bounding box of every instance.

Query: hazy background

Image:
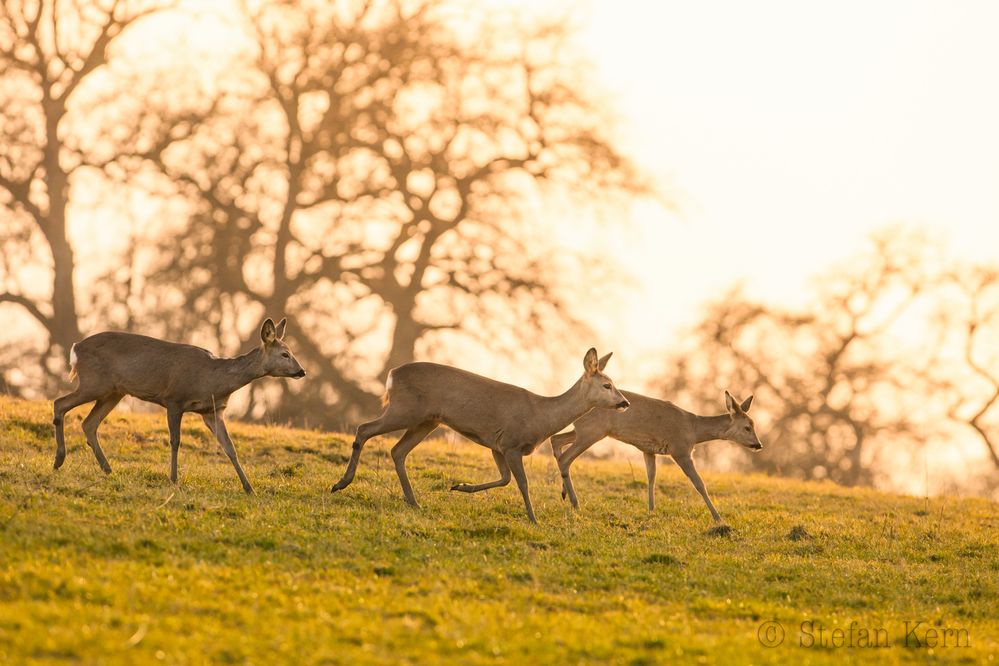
[580,0,999,341]
[3,0,998,498]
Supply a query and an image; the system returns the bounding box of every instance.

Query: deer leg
[52,388,100,470]
[674,454,722,522]
[203,414,254,494]
[332,412,411,492]
[202,412,218,438]
[167,407,183,485]
[81,393,123,474]
[504,450,536,524]
[556,430,603,509]
[549,430,575,463]
[643,452,657,512]
[451,450,511,493]
[390,422,436,507]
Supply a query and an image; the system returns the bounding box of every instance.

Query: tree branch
[0,292,53,333]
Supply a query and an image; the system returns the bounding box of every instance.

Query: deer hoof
[706,524,733,537]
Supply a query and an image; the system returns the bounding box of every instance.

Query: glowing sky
[572,0,999,380]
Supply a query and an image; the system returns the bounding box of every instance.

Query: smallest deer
[551,390,762,522]
[53,318,305,493]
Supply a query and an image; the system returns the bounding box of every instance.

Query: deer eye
[744,426,751,432]
[602,383,612,389]
[282,352,290,359]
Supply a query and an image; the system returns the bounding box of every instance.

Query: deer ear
[275,318,287,340]
[740,395,754,412]
[583,348,599,375]
[597,352,613,372]
[260,318,277,344]
[725,390,742,416]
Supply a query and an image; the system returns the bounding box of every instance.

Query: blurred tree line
[0,0,646,426]
[656,230,999,493]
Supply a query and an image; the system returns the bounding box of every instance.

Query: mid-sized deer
[52,318,305,493]
[550,390,762,523]
[330,348,629,523]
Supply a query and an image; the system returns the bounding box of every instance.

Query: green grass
[0,396,997,665]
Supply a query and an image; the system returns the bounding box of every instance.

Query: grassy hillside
[0,396,996,665]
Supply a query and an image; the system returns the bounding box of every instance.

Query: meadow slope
[0,396,996,665]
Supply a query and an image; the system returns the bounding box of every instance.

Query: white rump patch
[67,343,79,380]
[385,371,393,392]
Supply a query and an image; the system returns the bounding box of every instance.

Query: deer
[330,348,629,523]
[550,390,762,523]
[52,318,305,494]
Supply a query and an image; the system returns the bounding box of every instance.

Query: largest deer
[52,318,305,493]
[330,348,629,523]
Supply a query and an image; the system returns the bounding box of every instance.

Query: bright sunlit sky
[566,0,999,381]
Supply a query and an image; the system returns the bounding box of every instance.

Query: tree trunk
[42,100,82,358]
[380,301,423,382]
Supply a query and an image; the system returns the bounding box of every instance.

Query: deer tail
[68,344,79,382]
[381,370,394,408]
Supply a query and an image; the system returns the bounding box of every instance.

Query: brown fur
[551,389,762,522]
[331,349,630,523]
[52,318,305,493]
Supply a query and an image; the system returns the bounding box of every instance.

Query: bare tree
[936,266,999,468]
[139,0,648,425]
[0,0,177,390]
[656,232,934,486]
